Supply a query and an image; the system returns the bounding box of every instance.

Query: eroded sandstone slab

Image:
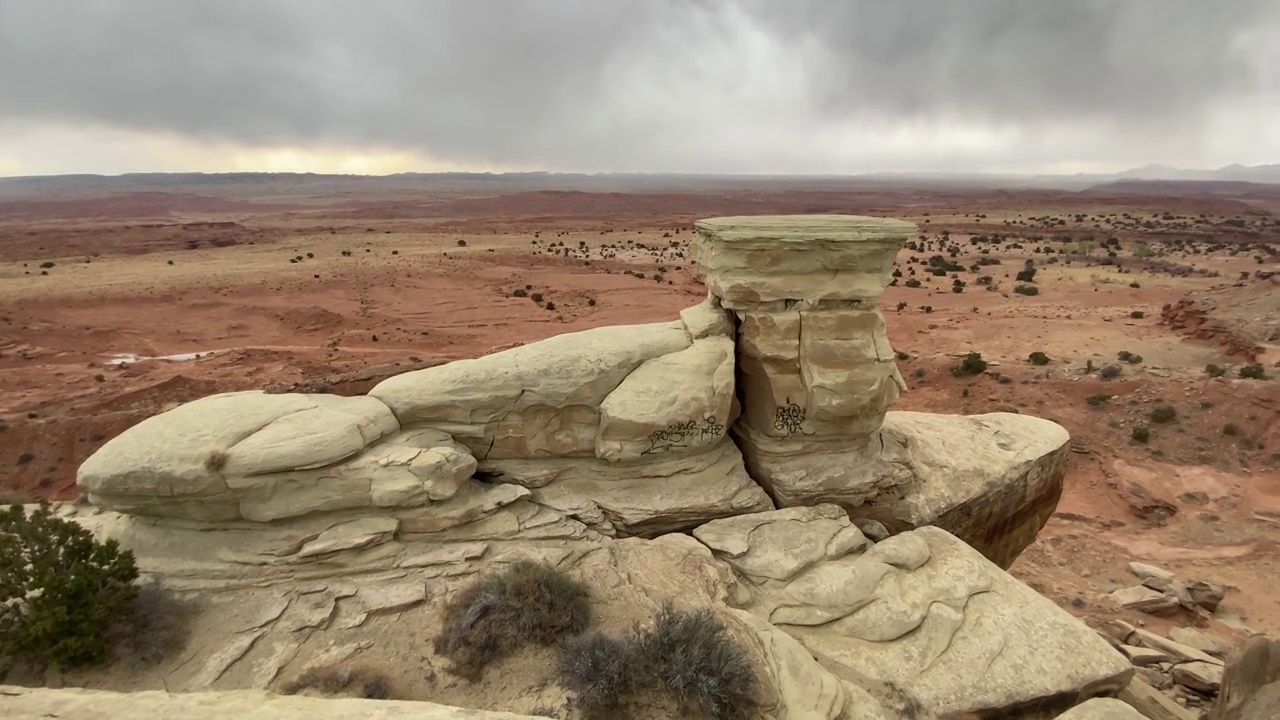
[693,505,1132,717]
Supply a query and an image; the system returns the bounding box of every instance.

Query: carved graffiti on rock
[643,417,725,454]
[773,400,810,437]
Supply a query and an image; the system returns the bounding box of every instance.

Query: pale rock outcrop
[0,686,543,720]
[365,296,771,535]
[692,505,1133,717]
[1056,698,1148,720]
[694,215,1070,567]
[76,392,480,522]
[78,296,771,535]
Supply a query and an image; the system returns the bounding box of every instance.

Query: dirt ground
[1,175,1278,644]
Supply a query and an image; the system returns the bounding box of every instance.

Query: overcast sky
[1,0,1278,177]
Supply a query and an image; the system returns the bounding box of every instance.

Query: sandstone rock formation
[693,216,1068,567]
[60,214,1096,719]
[693,505,1131,717]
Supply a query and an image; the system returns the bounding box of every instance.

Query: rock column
[692,215,915,504]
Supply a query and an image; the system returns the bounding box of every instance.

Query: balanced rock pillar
[694,215,1070,568]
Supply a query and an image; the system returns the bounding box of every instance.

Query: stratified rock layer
[692,505,1133,718]
[694,215,1069,567]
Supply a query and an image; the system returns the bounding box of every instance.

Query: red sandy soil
[1,177,1278,643]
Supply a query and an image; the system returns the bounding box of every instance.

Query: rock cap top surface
[694,215,916,244]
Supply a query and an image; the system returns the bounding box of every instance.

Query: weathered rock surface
[738,410,1070,568]
[692,505,1132,716]
[1056,698,1148,720]
[1215,636,1280,720]
[74,392,468,522]
[0,686,543,720]
[368,320,695,458]
[1117,677,1198,720]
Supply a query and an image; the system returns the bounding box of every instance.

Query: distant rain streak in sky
[0,0,1278,176]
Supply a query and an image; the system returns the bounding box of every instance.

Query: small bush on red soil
[1240,364,1268,380]
[950,352,988,377]
[1150,405,1178,424]
[434,561,591,680]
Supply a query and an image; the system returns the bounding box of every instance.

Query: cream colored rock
[369,321,692,458]
[738,411,1070,568]
[0,686,543,720]
[482,439,773,536]
[735,307,904,441]
[1056,698,1148,720]
[77,392,401,521]
[692,214,915,306]
[694,507,1132,718]
[596,335,736,461]
[679,293,736,339]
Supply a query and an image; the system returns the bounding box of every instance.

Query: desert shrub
[1129,282,1141,288]
[904,278,922,288]
[558,633,640,715]
[1015,267,1037,283]
[586,298,596,307]
[951,352,988,377]
[114,578,194,666]
[530,292,544,303]
[512,288,528,298]
[1150,405,1177,423]
[434,561,590,679]
[1117,351,1143,364]
[456,239,467,247]
[1086,394,1111,407]
[1098,364,1122,380]
[544,301,557,311]
[895,350,910,361]
[559,603,758,720]
[1240,364,1268,380]
[1223,423,1239,437]
[640,604,757,720]
[1013,284,1039,296]
[0,503,139,671]
[282,665,392,699]
[1028,351,1050,366]
[1132,426,1150,443]
[1129,310,1145,319]
[1205,363,1227,378]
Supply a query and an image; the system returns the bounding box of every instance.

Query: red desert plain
[1,171,1278,641]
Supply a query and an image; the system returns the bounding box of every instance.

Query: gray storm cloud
[0,0,1277,172]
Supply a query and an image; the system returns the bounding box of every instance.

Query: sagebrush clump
[0,503,139,672]
[434,560,591,679]
[951,352,988,377]
[559,602,759,720]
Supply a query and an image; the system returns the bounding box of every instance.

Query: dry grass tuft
[281,665,393,699]
[559,602,759,720]
[203,446,228,472]
[433,560,591,680]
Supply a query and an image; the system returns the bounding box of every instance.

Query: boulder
[74,392,463,522]
[692,506,1132,717]
[368,320,693,458]
[1214,636,1280,720]
[1056,698,1149,720]
[737,411,1070,568]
